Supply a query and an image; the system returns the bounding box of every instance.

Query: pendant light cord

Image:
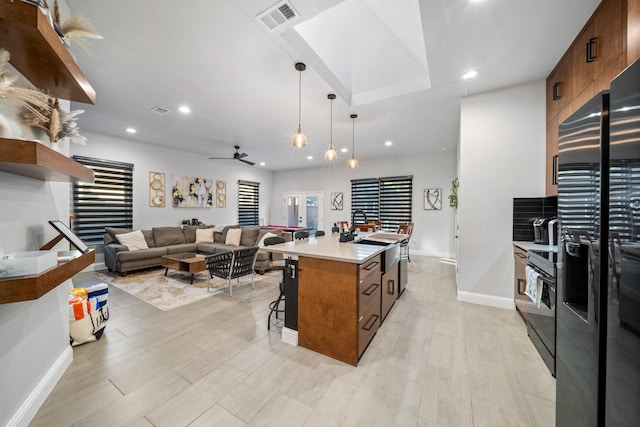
[298,70,302,128]
[330,97,333,143]
[352,116,355,156]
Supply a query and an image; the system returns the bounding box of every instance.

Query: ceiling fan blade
[236,152,248,159]
[239,158,255,166]
[208,156,232,160]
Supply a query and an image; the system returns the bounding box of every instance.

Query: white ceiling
[65,0,601,171]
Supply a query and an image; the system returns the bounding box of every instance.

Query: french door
[283,192,324,231]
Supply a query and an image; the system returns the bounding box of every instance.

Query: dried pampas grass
[23,97,87,145]
[0,49,51,115]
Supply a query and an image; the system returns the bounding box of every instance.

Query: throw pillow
[115,230,149,251]
[195,228,214,243]
[258,232,278,247]
[225,228,242,246]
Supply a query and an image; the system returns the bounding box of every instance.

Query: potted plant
[448,178,459,209]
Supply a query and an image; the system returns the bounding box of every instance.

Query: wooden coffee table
[161,252,208,284]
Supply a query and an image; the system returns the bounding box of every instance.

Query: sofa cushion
[141,229,155,247]
[115,230,149,251]
[104,227,132,245]
[240,227,260,246]
[183,225,213,243]
[118,247,167,262]
[195,228,214,243]
[165,243,199,254]
[225,228,242,246]
[197,243,234,254]
[153,226,186,246]
[215,225,240,243]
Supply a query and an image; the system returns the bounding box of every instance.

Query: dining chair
[294,231,309,239]
[205,247,259,296]
[397,222,415,262]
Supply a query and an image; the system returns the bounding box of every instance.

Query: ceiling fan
[208,145,255,165]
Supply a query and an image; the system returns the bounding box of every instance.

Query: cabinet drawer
[359,271,381,317]
[358,298,380,358]
[359,255,381,282]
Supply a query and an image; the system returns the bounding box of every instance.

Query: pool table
[261,225,314,239]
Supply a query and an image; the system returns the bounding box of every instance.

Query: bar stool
[315,230,325,237]
[264,236,286,330]
[294,231,309,239]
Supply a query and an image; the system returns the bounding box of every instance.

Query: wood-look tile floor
[30,256,555,427]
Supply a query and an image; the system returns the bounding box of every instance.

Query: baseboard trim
[7,345,73,427]
[457,291,515,310]
[281,327,298,346]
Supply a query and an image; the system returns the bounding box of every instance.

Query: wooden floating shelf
[0,250,95,304]
[0,138,95,182]
[0,0,96,104]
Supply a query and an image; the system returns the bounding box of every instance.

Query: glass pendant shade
[324,93,337,160]
[348,113,358,169]
[324,143,337,160]
[292,125,307,148]
[292,62,307,148]
[347,155,358,169]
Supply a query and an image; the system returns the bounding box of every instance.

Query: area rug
[95,268,279,311]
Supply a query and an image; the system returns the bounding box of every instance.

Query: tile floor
[30,256,556,426]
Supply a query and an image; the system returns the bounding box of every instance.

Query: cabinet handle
[517,278,526,295]
[363,283,379,296]
[552,154,559,185]
[363,314,379,331]
[552,82,560,100]
[388,279,395,295]
[364,261,379,271]
[515,252,527,259]
[586,37,597,63]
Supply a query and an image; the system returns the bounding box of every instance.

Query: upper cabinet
[628,0,640,65]
[0,1,96,104]
[545,0,626,196]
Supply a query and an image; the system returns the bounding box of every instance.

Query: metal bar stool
[264,236,286,330]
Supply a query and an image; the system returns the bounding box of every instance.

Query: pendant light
[324,93,338,160]
[347,114,358,169]
[292,62,308,148]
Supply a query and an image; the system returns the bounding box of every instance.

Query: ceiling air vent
[256,1,300,31]
[149,106,170,115]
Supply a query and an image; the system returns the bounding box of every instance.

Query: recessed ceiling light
[307,155,313,160]
[126,127,136,134]
[385,141,392,146]
[178,105,191,114]
[463,70,478,79]
[341,148,348,153]
[259,162,266,166]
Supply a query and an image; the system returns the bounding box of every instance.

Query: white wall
[457,80,546,307]
[72,131,275,230]
[271,152,458,258]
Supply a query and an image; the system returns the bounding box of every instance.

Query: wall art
[172,175,213,208]
[331,192,343,210]
[216,180,226,208]
[424,188,442,210]
[149,171,165,207]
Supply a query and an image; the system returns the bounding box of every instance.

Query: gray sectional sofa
[103,225,289,275]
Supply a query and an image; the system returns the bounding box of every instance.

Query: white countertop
[513,241,558,252]
[264,234,388,264]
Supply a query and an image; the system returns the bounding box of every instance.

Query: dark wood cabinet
[380,262,398,323]
[514,245,528,321]
[546,0,627,196]
[627,0,640,65]
[298,254,382,366]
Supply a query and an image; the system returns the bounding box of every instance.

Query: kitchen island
[264,233,405,366]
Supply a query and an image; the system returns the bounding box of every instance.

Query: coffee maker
[532,217,558,246]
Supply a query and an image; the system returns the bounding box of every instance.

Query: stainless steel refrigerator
[556,60,640,426]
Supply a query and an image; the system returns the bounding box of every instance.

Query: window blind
[351,175,413,232]
[238,180,260,226]
[72,156,134,246]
